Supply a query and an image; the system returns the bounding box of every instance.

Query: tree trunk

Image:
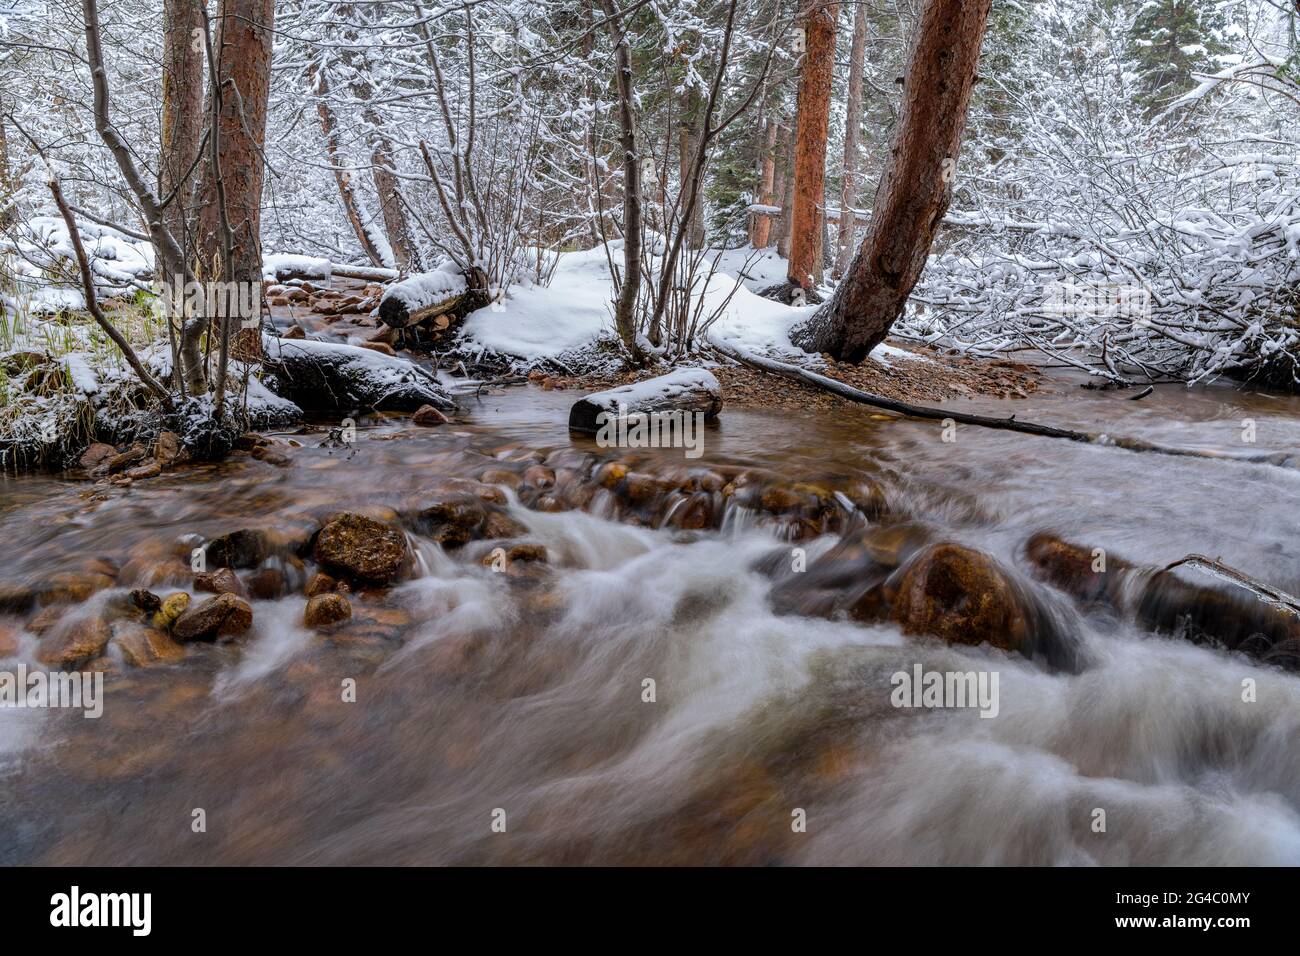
[194,0,275,367]
[158,0,205,287]
[774,124,795,259]
[365,108,424,273]
[792,0,992,362]
[833,2,867,280]
[599,0,642,361]
[677,87,706,250]
[786,1,838,291]
[749,119,778,248]
[311,61,386,268]
[0,87,14,229]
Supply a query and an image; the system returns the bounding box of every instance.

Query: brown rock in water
[204,529,270,569]
[281,324,306,339]
[304,593,352,629]
[482,510,527,540]
[245,566,288,600]
[152,592,191,630]
[38,616,111,666]
[522,465,555,488]
[0,583,36,615]
[412,404,451,426]
[129,588,162,613]
[890,543,1029,653]
[0,621,21,657]
[124,461,162,480]
[37,571,115,605]
[313,513,411,583]
[304,571,338,597]
[417,497,487,547]
[359,341,397,357]
[154,430,181,466]
[113,623,185,667]
[194,567,246,597]
[507,543,547,563]
[1025,532,1300,669]
[79,442,117,472]
[107,445,146,474]
[27,606,65,636]
[172,593,253,642]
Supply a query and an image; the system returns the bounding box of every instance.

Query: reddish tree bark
[792,0,992,361]
[195,0,275,364]
[786,1,838,291]
[774,123,794,259]
[158,0,205,285]
[833,2,868,280]
[311,61,386,268]
[749,119,778,248]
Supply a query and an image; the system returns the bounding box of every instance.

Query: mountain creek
[1,355,1298,865]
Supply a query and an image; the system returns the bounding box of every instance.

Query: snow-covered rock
[568,368,722,434]
[260,335,454,413]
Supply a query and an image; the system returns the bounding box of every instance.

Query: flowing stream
[1,370,1299,865]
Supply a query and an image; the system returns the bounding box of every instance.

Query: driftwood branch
[48,177,173,407]
[1164,554,1300,618]
[708,337,1295,470]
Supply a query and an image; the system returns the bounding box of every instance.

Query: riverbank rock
[313,513,411,583]
[38,616,111,667]
[305,593,352,629]
[172,593,253,642]
[413,405,451,426]
[194,567,247,597]
[261,335,455,413]
[204,529,271,569]
[568,368,722,434]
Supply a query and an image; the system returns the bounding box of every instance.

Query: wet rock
[194,567,246,597]
[27,606,65,636]
[129,589,162,613]
[412,403,450,426]
[173,592,254,642]
[416,496,487,548]
[304,593,352,629]
[1025,532,1300,669]
[154,430,181,467]
[359,341,397,357]
[482,510,528,540]
[38,616,111,667]
[78,442,117,471]
[313,513,411,583]
[890,544,1028,653]
[37,571,115,605]
[203,529,270,569]
[245,566,288,600]
[522,465,555,488]
[106,445,146,474]
[478,468,522,490]
[152,592,191,630]
[251,445,292,467]
[0,583,36,615]
[124,461,162,480]
[0,621,20,657]
[281,324,306,340]
[304,571,338,597]
[507,543,547,563]
[113,622,185,666]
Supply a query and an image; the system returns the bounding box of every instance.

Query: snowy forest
[1,0,1300,872]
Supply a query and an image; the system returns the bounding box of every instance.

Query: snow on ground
[458,241,924,365]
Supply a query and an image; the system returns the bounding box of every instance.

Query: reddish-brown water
[1,369,1298,864]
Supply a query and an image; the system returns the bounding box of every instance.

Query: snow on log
[260,335,455,413]
[568,368,723,434]
[378,267,470,329]
[262,254,400,284]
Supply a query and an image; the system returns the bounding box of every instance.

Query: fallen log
[708,336,1295,470]
[262,254,400,284]
[569,368,723,434]
[378,268,471,329]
